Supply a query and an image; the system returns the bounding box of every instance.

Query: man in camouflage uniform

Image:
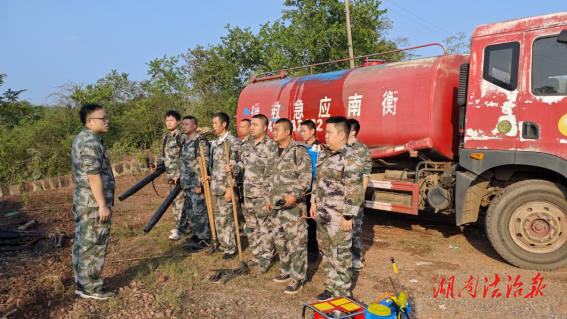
[347,119,373,271]
[236,119,251,207]
[210,112,241,261]
[71,104,115,300]
[299,119,325,264]
[180,115,211,249]
[239,119,251,140]
[310,116,364,301]
[155,110,187,241]
[229,114,276,274]
[266,118,312,294]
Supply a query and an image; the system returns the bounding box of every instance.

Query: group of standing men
[70,103,372,302]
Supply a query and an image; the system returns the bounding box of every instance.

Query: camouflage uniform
[237,135,277,268]
[236,137,250,205]
[210,132,241,254]
[71,127,115,294]
[180,133,211,240]
[156,129,187,232]
[312,143,364,297]
[268,140,312,281]
[349,139,372,264]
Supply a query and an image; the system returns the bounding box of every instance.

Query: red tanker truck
[235,12,567,270]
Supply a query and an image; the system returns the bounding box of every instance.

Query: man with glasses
[71,104,115,300]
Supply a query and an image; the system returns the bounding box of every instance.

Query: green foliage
[443,32,471,54]
[0,0,401,186]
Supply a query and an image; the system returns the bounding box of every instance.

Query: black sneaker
[77,289,116,300]
[182,240,209,252]
[273,273,291,283]
[284,280,304,295]
[308,252,319,263]
[222,252,237,260]
[317,290,333,301]
[352,259,364,272]
[75,282,107,294]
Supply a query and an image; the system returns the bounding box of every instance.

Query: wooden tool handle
[198,145,217,240]
[224,140,244,261]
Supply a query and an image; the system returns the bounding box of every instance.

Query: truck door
[464,33,523,151]
[519,27,567,159]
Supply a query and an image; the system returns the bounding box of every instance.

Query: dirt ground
[1,172,567,319]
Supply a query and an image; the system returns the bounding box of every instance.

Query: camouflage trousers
[351,207,364,262]
[317,223,353,297]
[71,204,111,293]
[272,205,308,281]
[183,188,210,240]
[243,197,274,267]
[212,194,236,254]
[169,184,188,232]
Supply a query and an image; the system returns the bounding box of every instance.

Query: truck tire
[485,180,567,270]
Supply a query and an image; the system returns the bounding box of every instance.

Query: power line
[383,5,449,39]
[383,0,456,38]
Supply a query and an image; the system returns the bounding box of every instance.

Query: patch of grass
[158,236,173,252]
[401,238,433,255]
[144,203,161,211]
[22,193,30,208]
[154,287,184,309]
[137,153,147,168]
[113,223,138,239]
[105,294,123,313]
[40,275,64,297]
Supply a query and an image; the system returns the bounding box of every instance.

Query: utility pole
[345,0,355,69]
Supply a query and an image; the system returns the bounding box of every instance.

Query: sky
[0,0,563,104]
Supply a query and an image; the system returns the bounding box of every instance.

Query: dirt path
[1,172,566,318]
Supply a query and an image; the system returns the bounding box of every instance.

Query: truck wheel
[485,180,567,270]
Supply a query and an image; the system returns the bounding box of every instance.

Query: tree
[182,0,399,130]
[443,32,471,54]
[280,0,399,71]
[0,74,26,104]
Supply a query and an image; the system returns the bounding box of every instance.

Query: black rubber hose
[143,184,182,233]
[118,166,166,201]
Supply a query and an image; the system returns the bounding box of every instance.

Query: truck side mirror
[558,30,567,44]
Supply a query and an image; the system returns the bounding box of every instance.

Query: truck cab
[457,12,567,270]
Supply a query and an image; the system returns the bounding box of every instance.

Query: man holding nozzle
[152,110,188,241]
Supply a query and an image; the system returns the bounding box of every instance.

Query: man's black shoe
[273,273,291,283]
[317,290,333,301]
[284,280,304,295]
[308,252,318,263]
[182,239,209,252]
[76,282,107,294]
[76,288,116,300]
[222,252,237,260]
